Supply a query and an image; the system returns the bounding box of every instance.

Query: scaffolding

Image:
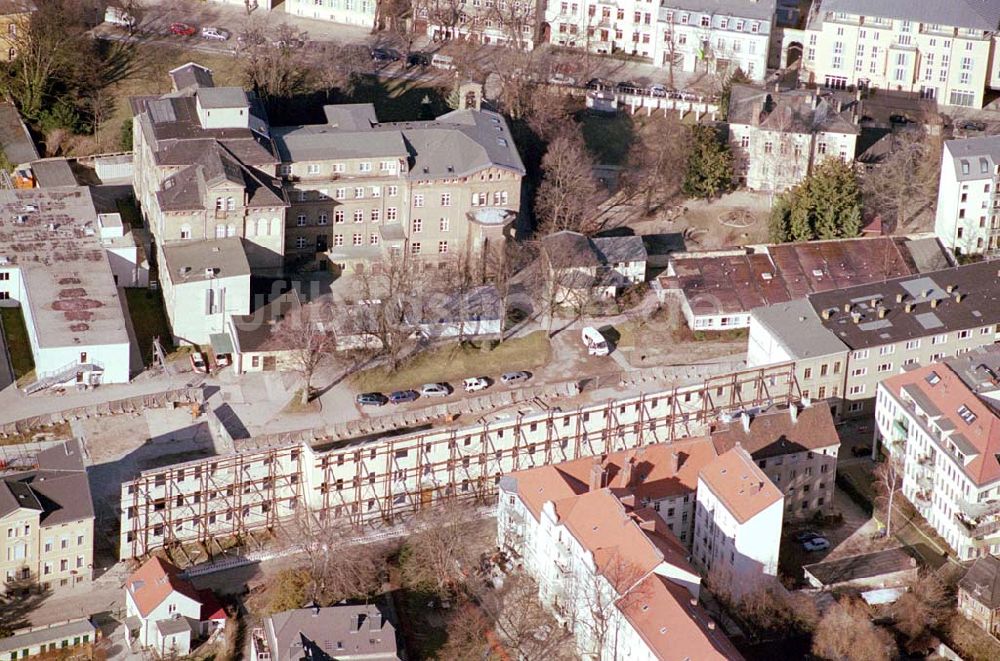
[119,362,799,559]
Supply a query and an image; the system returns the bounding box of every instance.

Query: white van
[431,53,455,70]
[581,326,610,356]
[104,6,136,29]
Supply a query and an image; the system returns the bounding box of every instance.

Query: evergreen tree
[683,124,734,200]
[770,158,863,243]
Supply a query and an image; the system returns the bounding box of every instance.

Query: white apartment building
[875,346,1000,561]
[748,260,1000,419]
[693,446,783,597]
[935,136,1000,256]
[544,0,776,82]
[159,238,251,345]
[783,0,1000,107]
[0,187,136,388]
[497,457,744,660]
[727,85,858,191]
[284,0,376,27]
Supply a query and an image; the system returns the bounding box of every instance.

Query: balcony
[892,418,909,439]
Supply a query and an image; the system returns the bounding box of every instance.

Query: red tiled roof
[618,574,743,661]
[698,447,784,524]
[711,402,840,460]
[883,364,1000,486]
[126,556,206,618]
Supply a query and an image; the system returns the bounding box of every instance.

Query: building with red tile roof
[498,444,747,660]
[875,345,1000,561]
[124,556,226,657]
[693,446,784,597]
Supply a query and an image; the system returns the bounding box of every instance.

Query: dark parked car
[889,114,913,124]
[852,445,871,457]
[371,47,401,63]
[959,120,987,132]
[407,52,430,67]
[586,78,613,91]
[615,80,644,95]
[356,392,388,407]
[389,389,419,404]
[795,530,821,542]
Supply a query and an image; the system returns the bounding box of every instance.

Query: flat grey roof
[750,298,847,359]
[804,547,916,586]
[0,187,129,349]
[272,124,408,162]
[820,0,1000,31]
[30,158,77,188]
[0,101,39,165]
[0,618,95,654]
[161,237,251,284]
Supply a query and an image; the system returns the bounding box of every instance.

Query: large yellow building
[0,441,95,592]
[782,0,1000,108]
[0,0,35,62]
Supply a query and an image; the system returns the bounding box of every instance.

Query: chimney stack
[670,451,680,474]
[955,292,965,302]
[946,284,956,293]
[589,459,606,492]
[931,298,939,309]
[896,292,904,303]
[905,302,914,313]
[741,412,751,433]
[877,306,887,319]
[821,308,832,320]
[843,302,852,313]
[621,456,636,488]
[790,403,799,423]
[752,100,763,126]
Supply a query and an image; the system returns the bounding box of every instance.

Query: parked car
[616,81,643,95]
[389,389,419,404]
[959,120,987,132]
[548,73,577,87]
[420,382,451,397]
[463,377,489,393]
[500,371,531,386]
[371,47,401,63]
[851,445,871,457]
[795,530,821,542]
[189,351,208,374]
[586,78,613,91]
[648,83,668,98]
[802,537,831,552]
[407,52,430,67]
[169,22,197,37]
[889,114,913,125]
[356,392,388,407]
[431,53,455,70]
[200,26,231,41]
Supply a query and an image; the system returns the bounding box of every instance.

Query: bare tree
[575,551,651,661]
[623,113,690,215]
[812,596,897,661]
[485,241,516,343]
[241,22,316,112]
[413,0,463,43]
[278,508,390,606]
[479,572,576,660]
[861,120,944,231]
[891,571,952,642]
[399,502,493,598]
[272,298,339,406]
[874,446,904,537]
[352,251,426,371]
[535,130,603,235]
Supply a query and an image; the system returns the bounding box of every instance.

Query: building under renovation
[119,363,800,559]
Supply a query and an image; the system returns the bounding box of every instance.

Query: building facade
[283,0,376,27]
[693,446,783,596]
[934,136,1000,256]
[544,0,776,81]
[0,442,94,592]
[958,555,1000,637]
[419,0,537,49]
[875,347,1000,561]
[748,261,1000,418]
[782,0,1000,108]
[727,85,859,191]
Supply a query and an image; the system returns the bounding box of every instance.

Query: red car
[169,22,197,36]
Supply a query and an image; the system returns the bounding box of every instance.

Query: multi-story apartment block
[284,0,376,28]
[117,363,799,558]
[497,455,744,659]
[544,0,776,81]
[712,402,840,520]
[727,85,859,191]
[783,0,1000,108]
[935,136,1000,256]
[419,0,537,49]
[875,346,1000,561]
[131,64,288,274]
[272,103,525,271]
[749,261,1000,418]
[0,441,94,592]
[693,446,783,596]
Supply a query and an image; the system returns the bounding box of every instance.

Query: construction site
[118,362,801,561]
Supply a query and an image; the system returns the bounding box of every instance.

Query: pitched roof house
[251,604,401,660]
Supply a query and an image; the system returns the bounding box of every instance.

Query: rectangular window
[413,194,424,208]
[386,207,397,221]
[440,193,451,206]
[438,241,449,254]
[410,242,421,255]
[439,217,450,231]
[412,218,422,233]
[353,209,364,223]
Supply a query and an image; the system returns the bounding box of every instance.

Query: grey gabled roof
[593,235,648,263]
[661,0,777,22]
[271,124,408,162]
[960,554,1000,609]
[728,85,859,135]
[0,441,94,526]
[169,62,215,92]
[0,618,96,655]
[944,135,1000,182]
[197,87,248,110]
[821,0,1000,31]
[750,298,847,359]
[265,605,399,661]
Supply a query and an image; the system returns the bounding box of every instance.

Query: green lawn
[123,288,174,366]
[351,331,552,393]
[0,306,34,380]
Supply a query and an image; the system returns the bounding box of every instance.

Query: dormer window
[962,160,970,175]
[958,405,977,424]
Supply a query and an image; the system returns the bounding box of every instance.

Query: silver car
[420,382,450,397]
[500,371,530,386]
